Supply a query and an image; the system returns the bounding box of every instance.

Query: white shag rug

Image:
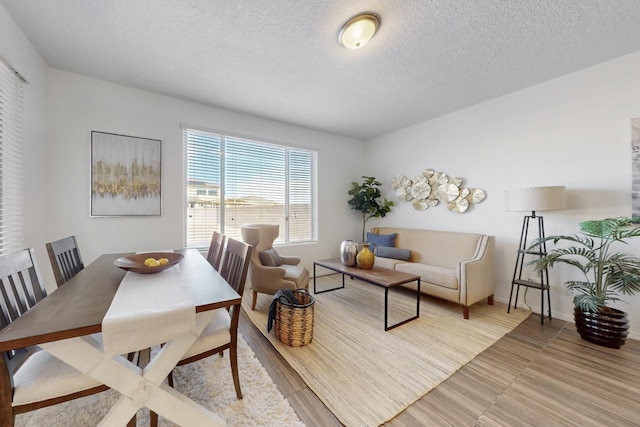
[15,334,304,427]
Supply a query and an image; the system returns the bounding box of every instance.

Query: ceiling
[3,1,640,140]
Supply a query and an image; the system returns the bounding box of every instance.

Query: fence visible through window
[184,128,317,248]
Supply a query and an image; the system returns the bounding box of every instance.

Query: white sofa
[369,227,495,319]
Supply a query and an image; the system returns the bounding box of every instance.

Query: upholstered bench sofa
[368,227,495,319]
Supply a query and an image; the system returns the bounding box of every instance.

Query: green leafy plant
[530,217,640,313]
[347,176,394,241]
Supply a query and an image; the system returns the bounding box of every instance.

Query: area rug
[15,335,304,427]
[244,274,530,427]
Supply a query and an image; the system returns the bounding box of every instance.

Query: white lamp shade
[505,186,567,212]
[339,14,379,49]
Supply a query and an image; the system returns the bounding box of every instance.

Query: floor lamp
[505,186,566,324]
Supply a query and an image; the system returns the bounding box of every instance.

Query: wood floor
[239,308,640,426]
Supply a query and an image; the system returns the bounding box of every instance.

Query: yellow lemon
[147,259,160,267]
[158,258,169,265]
[144,257,157,266]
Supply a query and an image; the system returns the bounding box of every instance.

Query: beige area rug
[244,274,531,427]
[15,335,304,427]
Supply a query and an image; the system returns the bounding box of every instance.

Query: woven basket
[275,289,315,347]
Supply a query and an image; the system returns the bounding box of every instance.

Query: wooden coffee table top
[314,258,420,288]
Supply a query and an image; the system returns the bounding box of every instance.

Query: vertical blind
[0,58,24,255]
[183,128,317,248]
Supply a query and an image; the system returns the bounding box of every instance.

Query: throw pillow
[375,246,411,261]
[366,232,397,248]
[259,248,283,266]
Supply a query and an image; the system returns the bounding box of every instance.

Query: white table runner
[102,262,196,357]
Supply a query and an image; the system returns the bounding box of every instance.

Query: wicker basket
[275,289,315,347]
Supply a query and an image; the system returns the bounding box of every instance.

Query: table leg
[40,310,226,426]
[384,278,421,331]
[312,263,346,294]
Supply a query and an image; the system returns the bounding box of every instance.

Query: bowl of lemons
[113,252,184,274]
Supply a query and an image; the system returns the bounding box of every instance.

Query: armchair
[241,224,309,310]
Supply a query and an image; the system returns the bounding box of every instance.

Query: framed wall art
[90,131,162,216]
[633,117,640,218]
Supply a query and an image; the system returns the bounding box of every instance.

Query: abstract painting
[91,131,161,216]
[632,118,640,218]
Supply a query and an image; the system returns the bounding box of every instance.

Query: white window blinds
[0,58,24,255]
[183,128,317,248]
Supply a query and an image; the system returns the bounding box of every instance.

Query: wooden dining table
[0,248,240,426]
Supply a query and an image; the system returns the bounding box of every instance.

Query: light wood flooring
[239,307,640,426]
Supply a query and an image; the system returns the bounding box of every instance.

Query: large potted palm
[530,217,640,348]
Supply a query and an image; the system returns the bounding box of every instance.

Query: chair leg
[150,370,174,426]
[2,411,14,427]
[251,290,258,310]
[230,343,242,399]
[168,370,174,388]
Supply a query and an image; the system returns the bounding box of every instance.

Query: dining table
[0,248,240,426]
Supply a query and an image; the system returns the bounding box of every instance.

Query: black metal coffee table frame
[313,259,420,331]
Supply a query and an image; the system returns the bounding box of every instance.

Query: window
[0,58,25,255]
[184,128,317,248]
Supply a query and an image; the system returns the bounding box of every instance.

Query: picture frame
[90,131,162,216]
[633,117,640,218]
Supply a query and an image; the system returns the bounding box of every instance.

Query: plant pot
[574,306,629,349]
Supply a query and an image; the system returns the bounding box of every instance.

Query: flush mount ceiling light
[338,13,379,49]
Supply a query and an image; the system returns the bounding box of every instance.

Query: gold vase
[356,243,375,269]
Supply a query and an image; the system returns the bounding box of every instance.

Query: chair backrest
[219,238,252,296]
[241,224,280,270]
[46,236,84,287]
[241,224,279,253]
[206,231,226,271]
[0,248,47,373]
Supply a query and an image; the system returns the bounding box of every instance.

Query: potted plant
[347,176,394,242]
[530,217,640,348]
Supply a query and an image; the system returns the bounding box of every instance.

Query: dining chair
[45,236,135,363]
[46,235,84,287]
[150,239,252,427]
[0,248,136,427]
[206,230,226,271]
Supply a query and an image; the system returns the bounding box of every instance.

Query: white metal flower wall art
[390,169,486,213]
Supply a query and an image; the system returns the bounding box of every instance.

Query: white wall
[0,6,48,272]
[45,69,364,288]
[367,51,640,339]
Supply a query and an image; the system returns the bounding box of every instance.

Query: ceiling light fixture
[338,14,379,49]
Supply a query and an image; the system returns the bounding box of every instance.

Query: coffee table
[313,258,420,330]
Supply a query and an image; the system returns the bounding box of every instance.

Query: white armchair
[241,224,309,310]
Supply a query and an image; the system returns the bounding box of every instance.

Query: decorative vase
[340,240,359,266]
[356,243,375,269]
[574,306,629,349]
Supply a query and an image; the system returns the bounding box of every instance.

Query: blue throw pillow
[366,232,397,248]
[375,246,412,261]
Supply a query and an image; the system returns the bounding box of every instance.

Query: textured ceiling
[3,0,640,140]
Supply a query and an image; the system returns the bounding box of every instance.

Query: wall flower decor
[390,168,485,213]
